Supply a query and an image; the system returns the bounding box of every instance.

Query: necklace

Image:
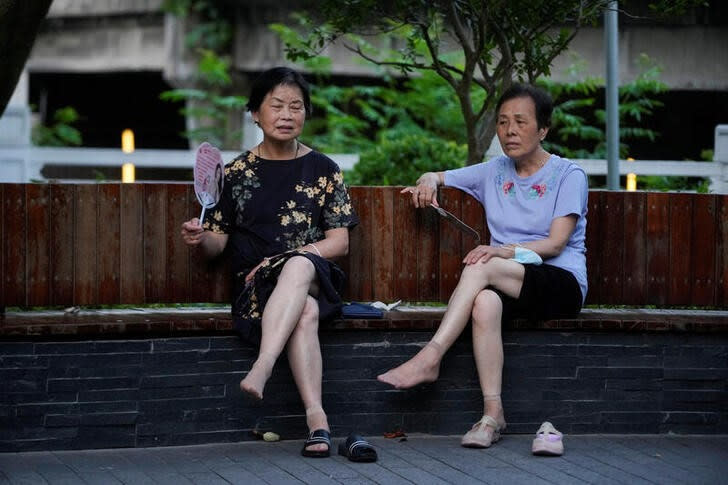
[257,140,299,160]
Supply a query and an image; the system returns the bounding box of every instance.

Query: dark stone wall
[1,330,726,451]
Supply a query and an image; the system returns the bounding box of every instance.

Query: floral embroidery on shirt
[528,183,547,198]
[503,181,515,197]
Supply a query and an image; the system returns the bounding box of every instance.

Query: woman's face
[496,95,547,162]
[253,83,306,143]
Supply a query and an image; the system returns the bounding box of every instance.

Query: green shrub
[348,133,467,186]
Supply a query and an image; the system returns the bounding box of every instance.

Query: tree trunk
[0,0,53,115]
[466,112,497,165]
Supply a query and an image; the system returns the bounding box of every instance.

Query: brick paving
[1,434,726,484]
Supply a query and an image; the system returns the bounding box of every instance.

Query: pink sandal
[461,415,505,448]
[531,421,563,456]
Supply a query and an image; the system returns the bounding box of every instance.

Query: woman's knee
[471,289,503,329]
[280,255,316,283]
[461,257,507,280]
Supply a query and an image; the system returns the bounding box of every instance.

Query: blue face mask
[511,246,543,265]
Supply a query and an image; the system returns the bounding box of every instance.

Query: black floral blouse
[201,149,357,341]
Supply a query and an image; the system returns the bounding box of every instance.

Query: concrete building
[3,0,728,177]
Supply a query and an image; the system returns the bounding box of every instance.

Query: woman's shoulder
[225,150,255,167]
[302,149,342,173]
[550,154,586,176]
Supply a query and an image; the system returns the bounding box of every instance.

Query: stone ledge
[1,306,726,338]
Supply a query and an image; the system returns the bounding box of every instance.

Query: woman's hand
[245,258,269,284]
[180,218,229,259]
[400,172,443,208]
[463,244,514,265]
[181,218,204,246]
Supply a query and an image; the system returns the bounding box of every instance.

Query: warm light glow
[626,157,636,191]
[121,129,135,154]
[626,173,637,191]
[122,163,135,183]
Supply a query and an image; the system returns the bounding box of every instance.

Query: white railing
[0,146,360,183]
[1,125,727,193]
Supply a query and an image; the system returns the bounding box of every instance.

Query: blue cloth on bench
[341,302,384,319]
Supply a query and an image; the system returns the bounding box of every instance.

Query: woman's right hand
[181,218,205,247]
[244,258,269,284]
[400,172,442,208]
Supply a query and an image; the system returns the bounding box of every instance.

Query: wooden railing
[2,184,726,310]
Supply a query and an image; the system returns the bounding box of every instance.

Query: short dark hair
[496,83,553,129]
[246,67,312,116]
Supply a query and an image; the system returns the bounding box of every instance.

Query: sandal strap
[306,429,331,446]
[536,421,562,437]
[475,415,500,431]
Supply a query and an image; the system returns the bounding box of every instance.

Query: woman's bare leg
[377,257,524,389]
[286,295,329,453]
[240,256,317,400]
[471,289,507,430]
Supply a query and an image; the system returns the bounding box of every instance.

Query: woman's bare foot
[239,356,275,400]
[305,407,330,454]
[377,342,442,389]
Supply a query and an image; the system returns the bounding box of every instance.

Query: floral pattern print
[200,150,357,330]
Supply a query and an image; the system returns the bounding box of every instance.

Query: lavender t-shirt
[444,154,588,302]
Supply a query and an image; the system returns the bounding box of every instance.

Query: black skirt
[231,250,346,346]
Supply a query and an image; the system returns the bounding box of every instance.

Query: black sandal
[338,433,378,463]
[301,429,331,458]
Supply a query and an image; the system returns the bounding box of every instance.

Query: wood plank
[718,195,728,308]
[187,185,212,303]
[74,185,98,305]
[393,186,418,301]
[584,191,603,305]
[646,193,670,306]
[3,185,26,306]
[372,187,395,302]
[27,185,51,306]
[417,190,439,302]
[120,184,144,303]
[668,193,692,305]
[50,184,75,306]
[166,184,191,303]
[599,191,624,304]
[690,194,717,306]
[622,192,647,305]
[460,193,484,256]
[97,184,121,304]
[438,187,463,301]
[345,186,372,301]
[143,184,167,303]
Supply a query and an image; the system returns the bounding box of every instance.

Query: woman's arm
[302,227,349,259]
[505,214,578,260]
[463,214,577,265]
[181,218,229,260]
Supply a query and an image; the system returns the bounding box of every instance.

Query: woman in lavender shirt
[378,84,588,449]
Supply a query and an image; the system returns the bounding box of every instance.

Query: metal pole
[605,0,620,190]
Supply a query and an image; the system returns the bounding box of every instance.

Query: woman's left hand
[245,258,270,284]
[463,245,513,265]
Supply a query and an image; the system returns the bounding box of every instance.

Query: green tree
[32,106,83,147]
[160,0,247,149]
[274,0,706,165]
[542,56,667,159]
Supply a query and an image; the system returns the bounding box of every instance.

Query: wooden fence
[1,184,727,310]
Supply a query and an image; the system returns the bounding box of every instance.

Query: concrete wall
[24,4,728,90]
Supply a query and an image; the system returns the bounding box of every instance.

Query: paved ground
[1,434,726,484]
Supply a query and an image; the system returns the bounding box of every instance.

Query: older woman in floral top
[181,67,357,458]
